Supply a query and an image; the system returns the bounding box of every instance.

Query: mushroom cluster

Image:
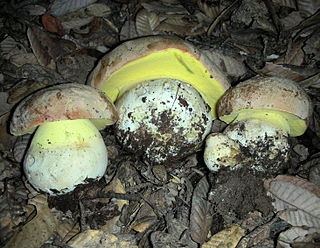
[10,36,313,196]
[88,35,230,164]
[204,76,312,173]
[10,84,118,195]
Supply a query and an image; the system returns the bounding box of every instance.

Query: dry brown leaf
[13,134,31,163]
[258,62,307,81]
[3,195,61,248]
[100,177,128,233]
[299,73,320,88]
[22,4,47,16]
[272,0,297,9]
[85,3,111,17]
[120,18,139,41]
[7,79,47,104]
[264,175,320,228]
[197,0,220,19]
[201,224,246,248]
[41,13,65,35]
[309,162,320,186]
[278,226,320,248]
[297,0,320,17]
[0,36,27,60]
[49,0,97,16]
[275,41,305,66]
[27,27,55,68]
[0,113,16,152]
[237,215,280,248]
[202,49,247,78]
[0,92,12,116]
[68,230,138,248]
[156,21,205,36]
[136,9,160,36]
[9,53,38,67]
[131,216,157,232]
[280,11,304,30]
[142,1,189,15]
[190,177,212,245]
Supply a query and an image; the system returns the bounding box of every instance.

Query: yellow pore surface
[98,49,226,118]
[220,109,308,137]
[32,119,102,149]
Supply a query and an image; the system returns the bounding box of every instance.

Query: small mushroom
[204,76,312,173]
[88,36,230,164]
[10,83,118,195]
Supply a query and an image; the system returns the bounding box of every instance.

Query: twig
[207,0,240,36]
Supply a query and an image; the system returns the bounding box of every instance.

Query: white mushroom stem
[204,133,241,172]
[24,119,108,195]
[204,119,290,172]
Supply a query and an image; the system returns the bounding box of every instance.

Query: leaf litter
[0,0,320,247]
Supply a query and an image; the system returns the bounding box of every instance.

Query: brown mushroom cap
[10,83,118,136]
[87,35,230,118]
[217,76,312,136]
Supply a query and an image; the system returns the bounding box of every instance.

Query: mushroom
[87,35,230,164]
[10,83,118,195]
[204,76,312,173]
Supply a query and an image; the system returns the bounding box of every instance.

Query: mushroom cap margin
[217,76,312,124]
[10,83,118,135]
[87,35,230,96]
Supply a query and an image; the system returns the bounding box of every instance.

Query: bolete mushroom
[88,35,230,164]
[10,83,118,195]
[204,76,312,173]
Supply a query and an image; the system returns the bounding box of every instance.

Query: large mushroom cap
[87,35,230,118]
[10,83,118,135]
[217,76,312,136]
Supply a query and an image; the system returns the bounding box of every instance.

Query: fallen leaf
[120,17,139,41]
[85,3,111,17]
[237,217,278,248]
[49,0,97,16]
[278,226,320,248]
[136,9,160,36]
[22,5,47,16]
[27,26,55,68]
[9,53,38,67]
[41,14,65,35]
[309,162,320,186]
[197,0,220,19]
[298,72,320,88]
[201,224,245,248]
[190,176,212,245]
[3,195,61,248]
[142,1,189,15]
[202,49,247,78]
[258,62,308,81]
[275,41,305,66]
[272,0,296,9]
[13,134,31,163]
[280,11,304,30]
[0,92,12,115]
[297,0,320,17]
[68,230,138,248]
[156,21,205,36]
[0,113,16,152]
[0,36,27,60]
[8,79,47,104]
[264,175,320,228]
[100,176,128,233]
